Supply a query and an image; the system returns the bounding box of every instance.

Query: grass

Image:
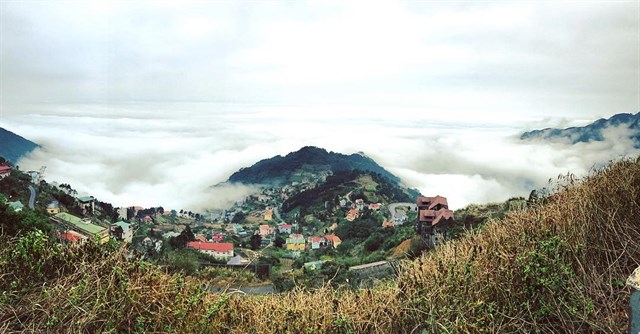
[1,158,640,333]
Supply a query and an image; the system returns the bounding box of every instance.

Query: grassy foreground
[1,159,639,333]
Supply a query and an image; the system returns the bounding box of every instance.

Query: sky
[0,1,639,210]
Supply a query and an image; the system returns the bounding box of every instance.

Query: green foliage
[165,249,200,275]
[0,200,51,237]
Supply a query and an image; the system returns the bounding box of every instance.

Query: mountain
[520,112,640,147]
[227,146,401,185]
[281,169,420,213]
[0,127,39,163]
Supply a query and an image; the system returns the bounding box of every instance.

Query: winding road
[28,185,36,209]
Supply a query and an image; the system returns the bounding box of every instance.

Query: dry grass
[1,158,639,333]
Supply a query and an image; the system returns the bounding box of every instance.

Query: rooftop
[53,212,107,235]
[187,241,233,252]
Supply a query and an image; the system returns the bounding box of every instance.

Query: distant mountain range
[521,112,640,147]
[227,146,401,185]
[0,127,39,163]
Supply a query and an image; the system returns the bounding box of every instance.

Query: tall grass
[1,158,639,333]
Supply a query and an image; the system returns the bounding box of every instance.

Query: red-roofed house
[308,236,327,250]
[324,234,342,249]
[55,230,87,244]
[346,209,359,222]
[195,235,207,243]
[212,233,224,242]
[259,224,274,237]
[278,224,292,234]
[187,241,234,261]
[0,166,11,179]
[416,195,456,247]
[368,203,382,211]
[382,221,396,228]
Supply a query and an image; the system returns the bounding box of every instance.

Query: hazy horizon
[1,1,639,210]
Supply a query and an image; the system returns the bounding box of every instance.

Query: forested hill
[281,170,420,213]
[520,112,640,147]
[227,146,401,185]
[0,127,39,163]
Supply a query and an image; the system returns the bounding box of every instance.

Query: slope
[0,127,39,163]
[227,146,401,185]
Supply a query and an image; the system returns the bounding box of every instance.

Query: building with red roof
[416,195,456,247]
[187,241,234,261]
[324,234,342,248]
[0,165,11,179]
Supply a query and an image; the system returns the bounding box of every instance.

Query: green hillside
[1,158,639,333]
[228,146,401,185]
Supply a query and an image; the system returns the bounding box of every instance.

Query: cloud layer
[5,105,639,210]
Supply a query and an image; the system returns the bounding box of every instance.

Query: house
[329,222,338,231]
[307,236,327,250]
[212,233,224,242]
[278,224,292,234]
[368,203,382,211]
[346,209,359,222]
[382,221,396,228]
[195,235,207,243]
[0,165,11,179]
[55,230,86,244]
[355,199,365,210]
[46,201,60,214]
[187,241,234,261]
[264,209,273,221]
[8,201,24,212]
[286,234,306,251]
[76,196,95,215]
[324,234,342,249]
[110,221,133,243]
[416,196,456,247]
[50,212,109,243]
[259,224,274,237]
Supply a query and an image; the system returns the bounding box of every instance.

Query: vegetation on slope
[228,146,401,185]
[1,158,639,333]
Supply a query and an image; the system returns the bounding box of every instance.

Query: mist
[4,104,638,211]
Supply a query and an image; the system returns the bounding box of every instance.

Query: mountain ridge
[227,146,401,185]
[0,127,39,163]
[520,112,640,146]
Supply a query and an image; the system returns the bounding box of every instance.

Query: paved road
[28,185,36,209]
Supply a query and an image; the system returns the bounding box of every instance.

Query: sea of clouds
[4,103,638,211]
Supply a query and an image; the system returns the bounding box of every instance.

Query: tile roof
[0,166,11,173]
[187,241,233,252]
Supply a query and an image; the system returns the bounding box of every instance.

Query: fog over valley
[4,105,638,211]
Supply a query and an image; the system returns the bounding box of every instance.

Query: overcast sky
[0,1,639,210]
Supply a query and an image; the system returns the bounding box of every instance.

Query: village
[1,163,459,289]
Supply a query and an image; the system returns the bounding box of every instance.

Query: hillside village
[0,156,526,291]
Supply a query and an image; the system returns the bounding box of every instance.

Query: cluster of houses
[416,195,456,247]
[285,233,342,253]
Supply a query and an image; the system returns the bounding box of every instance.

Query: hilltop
[521,112,640,146]
[0,127,39,163]
[1,157,639,332]
[227,146,401,185]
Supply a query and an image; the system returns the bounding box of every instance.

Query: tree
[250,233,262,250]
[274,236,285,248]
